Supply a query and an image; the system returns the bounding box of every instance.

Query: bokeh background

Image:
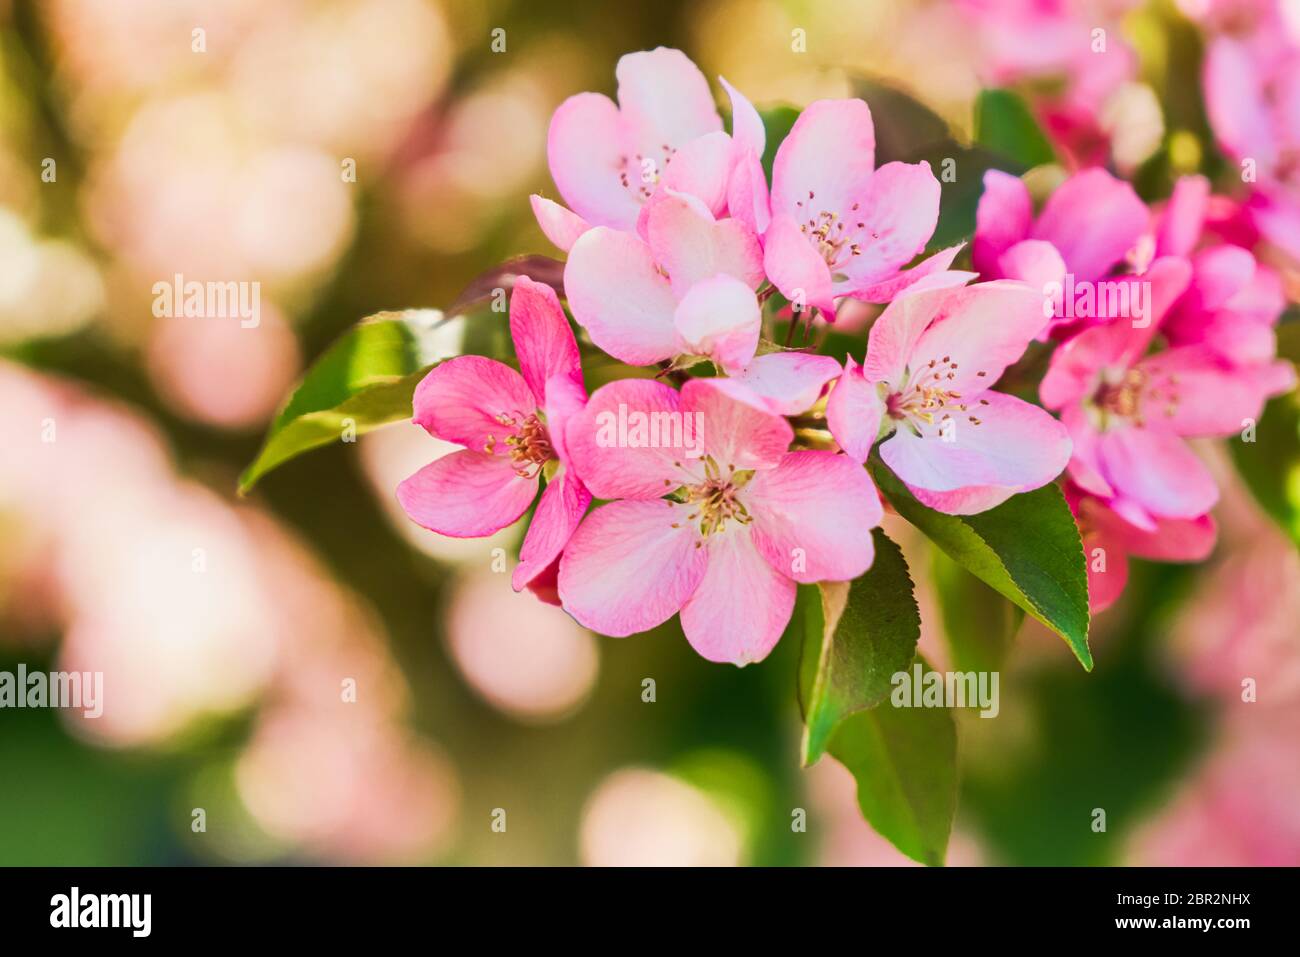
[1,0,1297,866]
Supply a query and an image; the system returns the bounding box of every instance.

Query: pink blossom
[397,276,590,594]
[762,98,954,317]
[564,190,764,369]
[973,168,1148,317]
[1065,482,1216,612]
[1151,176,1289,366]
[532,47,733,247]
[719,76,770,237]
[558,378,882,665]
[826,273,1073,514]
[956,1,1141,169]
[1203,30,1300,261]
[1040,257,1294,527]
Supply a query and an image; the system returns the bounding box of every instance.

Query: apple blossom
[532,47,732,247]
[826,273,1073,514]
[558,377,882,665]
[973,167,1148,321]
[397,276,591,595]
[763,98,955,317]
[563,190,764,369]
[1040,257,1294,527]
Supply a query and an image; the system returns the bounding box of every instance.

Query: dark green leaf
[827,655,958,866]
[870,458,1092,670]
[796,529,920,765]
[973,88,1056,170]
[239,310,460,493]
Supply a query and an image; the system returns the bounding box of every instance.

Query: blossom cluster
[397,44,1295,663]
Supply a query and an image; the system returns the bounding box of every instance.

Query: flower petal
[615,47,723,158]
[727,352,843,415]
[412,356,536,452]
[565,378,699,500]
[762,214,836,315]
[826,357,884,463]
[1084,525,1130,613]
[530,194,591,252]
[879,391,1072,514]
[1204,37,1277,169]
[837,161,941,287]
[672,274,761,375]
[544,371,587,467]
[1155,175,1209,258]
[1061,403,1115,499]
[645,191,764,297]
[547,92,640,230]
[1094,426,1218,519]
[558,499,707,637]
[720,77,770,234]
[973,169,1032,276]
[1136,346,1272,437]
[397,449,537,537]
[513,466,592,591]
[725,149,772,237]
[848,243,964,304]
[1030,168,1148,283]
[681,378,794,471]
[862,270,979,386]
[658,131,734,218]
[745,450,881,582]
[680,524,796,665]
[998,239,1066,295]
[719,76,764,156]
[564,227,679,366]
[906,280,1050,396]
[770,99,876,222]
[510,275,582,404]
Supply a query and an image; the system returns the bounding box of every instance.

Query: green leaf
[239,310,460,494]
[869,458,1092,670]
[827,656,958,866]
[796,529,920,765]
[931,548,1024,673]
[973,88,1057,170]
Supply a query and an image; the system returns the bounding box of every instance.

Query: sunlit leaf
[238,310,460,494]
